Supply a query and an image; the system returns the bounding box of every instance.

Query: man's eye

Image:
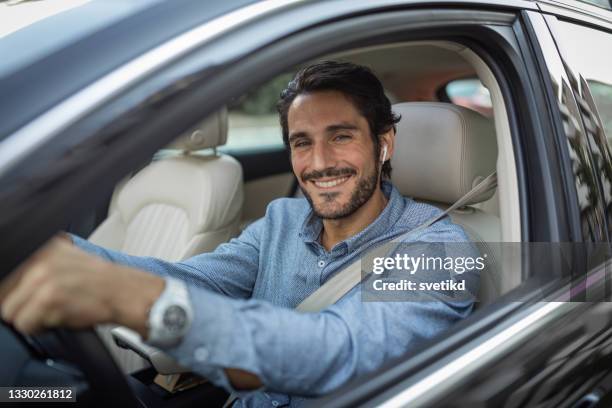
[334,134,352,142]
[294,140,310,148]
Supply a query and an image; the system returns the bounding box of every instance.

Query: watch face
[163,305,188,333]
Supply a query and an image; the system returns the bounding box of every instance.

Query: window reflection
[552,19,612,241]
[577,0,612,10]
[560,77,606,242]
[587,80,612,138]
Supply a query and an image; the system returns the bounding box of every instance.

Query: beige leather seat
[90,109,243,372]
[391,102,501,305]
[89,109,243,260]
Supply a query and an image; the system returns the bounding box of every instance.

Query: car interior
[81,40,523,385]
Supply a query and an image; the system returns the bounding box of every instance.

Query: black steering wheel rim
[4,323,140,407]
[55,329,140,406]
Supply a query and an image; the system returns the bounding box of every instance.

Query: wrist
[146,277,193,348]
[107,264,165,338]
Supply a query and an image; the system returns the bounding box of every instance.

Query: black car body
[1,0,612,406]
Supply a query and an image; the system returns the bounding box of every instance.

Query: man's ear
[379,128,395,162]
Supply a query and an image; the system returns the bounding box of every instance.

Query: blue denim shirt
[72,181,477,407]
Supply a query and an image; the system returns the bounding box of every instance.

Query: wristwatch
[146,277,194,348]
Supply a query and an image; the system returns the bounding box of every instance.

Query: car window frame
[0,1,602,406]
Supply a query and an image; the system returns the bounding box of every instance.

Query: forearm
[69,233,258,299]
[164,289,356,396]
[69,234,173,277]
[102,260,263,389]
[163,284,474,397]
[0,238,165,336]
[225,368,263,390]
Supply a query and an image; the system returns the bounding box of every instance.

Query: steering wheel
[4,323,139,407]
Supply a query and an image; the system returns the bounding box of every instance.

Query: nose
[311,140,336,171]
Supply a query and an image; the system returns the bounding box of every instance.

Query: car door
[0,0,610,407]
[313,5,612,408]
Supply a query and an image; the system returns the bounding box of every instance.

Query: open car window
[445,78,493,117]
[1,1,611,407]
[223,73,294,152]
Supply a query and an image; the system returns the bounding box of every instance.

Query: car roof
[0,0,259,141]
[1,0,609,144]
[0,0,162,78]
[0,0,261,78]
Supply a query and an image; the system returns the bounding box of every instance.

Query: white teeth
[313,176,349,188]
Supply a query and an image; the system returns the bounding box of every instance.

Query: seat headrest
[167,108,228,151]
[390,102,497,205]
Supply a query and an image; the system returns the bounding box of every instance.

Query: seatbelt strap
[223,172,496,407]
[296,171,497,313]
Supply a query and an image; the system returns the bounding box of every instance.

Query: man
[0,61,477,406]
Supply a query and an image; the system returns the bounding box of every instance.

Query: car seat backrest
[89,109,243,373]
[89,108,243,260]
[391,102,502,306]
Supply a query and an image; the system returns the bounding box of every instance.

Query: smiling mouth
[311,175,351,189]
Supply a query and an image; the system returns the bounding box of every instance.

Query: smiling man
[0,61,477,407]
[283,66,395,251]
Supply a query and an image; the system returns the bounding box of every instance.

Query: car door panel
[2,1,612,406]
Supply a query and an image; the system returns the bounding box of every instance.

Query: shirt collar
[300,181,407,253]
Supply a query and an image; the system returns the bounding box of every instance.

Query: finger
[1,263,50,323]
[0,237,61,304]
[0,266,26,303]
[10,289,60,335]
[15,290,108,333]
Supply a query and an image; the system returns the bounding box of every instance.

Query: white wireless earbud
[378,144,388,177]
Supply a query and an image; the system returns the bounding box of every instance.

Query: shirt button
[271,401,279,407]
[317,260,325,267]
[194,347,209,362]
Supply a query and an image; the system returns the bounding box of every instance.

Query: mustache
[302,167,356,182]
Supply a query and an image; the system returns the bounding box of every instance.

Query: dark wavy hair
[277,61,400,179]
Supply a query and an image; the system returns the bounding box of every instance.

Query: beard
[300,162,380,220]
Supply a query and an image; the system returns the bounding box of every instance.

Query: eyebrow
[288,122,360,144]
[325,123,359,133]
[288,132,308,144]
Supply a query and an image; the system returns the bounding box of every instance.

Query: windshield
[0,0,163,78]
